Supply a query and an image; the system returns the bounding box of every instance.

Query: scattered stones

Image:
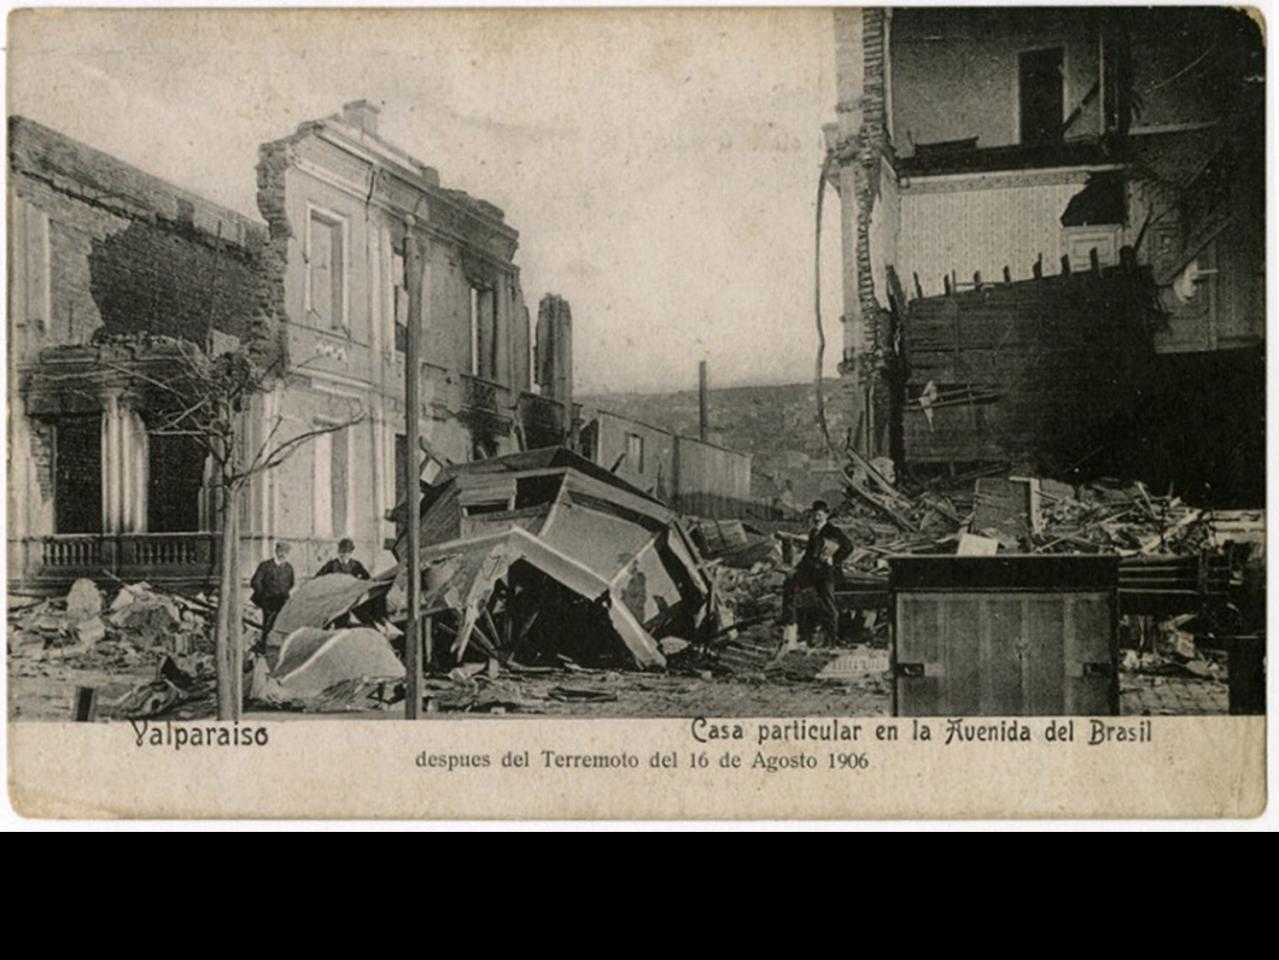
[65,578,103,624]
[74,617,107,646]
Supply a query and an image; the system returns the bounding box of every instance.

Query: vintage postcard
[4,5,1267,822]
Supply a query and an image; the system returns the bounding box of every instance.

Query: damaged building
[7,103,578,590]
[261,444,718,678]
[577,408,757,520]
[827,8,1265,504]
[8,117,270,588]
[247,100,573,574]
[387,446,717,671]
[8,100,761,595]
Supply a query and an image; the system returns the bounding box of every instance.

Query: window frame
[311,421,352,539]
[304,203,350,332]
[626,432,645,473]
[469,283,482,376]
[391,243,408,354]
[1015,46,1068,146]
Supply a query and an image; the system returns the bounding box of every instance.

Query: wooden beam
[72,686,97,722]
[481,606,504,654]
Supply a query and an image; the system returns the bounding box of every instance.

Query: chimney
[342,99,380,135]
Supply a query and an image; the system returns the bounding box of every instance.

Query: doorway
[1019,48,1064,145]
[53,415,102,533]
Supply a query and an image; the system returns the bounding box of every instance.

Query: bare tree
[47,334,365,719]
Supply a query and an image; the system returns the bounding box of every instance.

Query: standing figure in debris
[779,500,853,651]
[316,538,370,580]
[250,541,295,654]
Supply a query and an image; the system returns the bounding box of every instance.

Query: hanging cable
[814,148,838,457]
[814,145,913,523]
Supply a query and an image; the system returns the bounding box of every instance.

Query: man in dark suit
[250,541,295,654]
[316,538,370,580]
[780,500,853,650]
[317,538,377,627]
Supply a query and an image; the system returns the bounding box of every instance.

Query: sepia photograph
[2,4,1269,821]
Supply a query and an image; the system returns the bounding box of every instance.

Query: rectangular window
[483,287,499,380]
[330,426,348,537]
[307,209,346,329]
[392,250,407,353]
[313,431,332,538]
[394,288,409,353]
[394,433,407,508]
[626,433,645,473]
[53,415,102,534]
[148,434,204,533]
[469,285,481,375]
[1019,48,1064,145]
[13,197,51,331]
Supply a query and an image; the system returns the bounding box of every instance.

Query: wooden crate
[890,556,1119,716]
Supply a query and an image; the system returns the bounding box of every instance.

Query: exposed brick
[9,117,269,356]
[30,420,56,501]
[252,137,298,369]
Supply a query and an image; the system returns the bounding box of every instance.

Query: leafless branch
[246,411,367,479]
[244,413,285,476]
[96,357,202,404]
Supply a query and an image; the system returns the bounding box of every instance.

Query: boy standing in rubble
[779,500,852,652]
[250,541,295,654]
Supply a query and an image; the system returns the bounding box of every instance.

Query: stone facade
[8,105,573,588]
[245,101,549,576]
[8,117,266,583]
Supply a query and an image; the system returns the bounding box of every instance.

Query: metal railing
[519,392,565,432]
[460,373,501,413]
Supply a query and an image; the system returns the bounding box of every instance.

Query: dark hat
[338,538,356,553]
[811,500,830,513]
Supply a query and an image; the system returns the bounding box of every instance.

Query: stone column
[101,392,121,534]
[495,271,511,391]
[99,395,149,534]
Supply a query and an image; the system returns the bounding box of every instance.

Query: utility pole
[698,360,710,442]
[404,231,424,719]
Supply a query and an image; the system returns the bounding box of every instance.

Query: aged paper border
[6,717,1267,820]
[2,2,1274,825]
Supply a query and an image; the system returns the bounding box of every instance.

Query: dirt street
[9,641,1228,722]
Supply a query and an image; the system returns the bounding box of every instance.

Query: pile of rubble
[684,459,1262,677]
[834,470,1247,572]
[9,578,217,662]
[8,578,220,718]
[10,453,1259,720]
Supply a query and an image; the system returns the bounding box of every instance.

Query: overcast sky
[9,7,845,395]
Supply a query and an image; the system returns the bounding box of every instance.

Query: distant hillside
[580,379,855,496]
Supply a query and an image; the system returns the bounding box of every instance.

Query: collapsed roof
[391,447,717,670]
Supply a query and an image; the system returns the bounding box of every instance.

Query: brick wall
[8,117,267,360]
[30,420,55,501]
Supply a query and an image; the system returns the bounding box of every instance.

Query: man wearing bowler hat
[779,500,852,652]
